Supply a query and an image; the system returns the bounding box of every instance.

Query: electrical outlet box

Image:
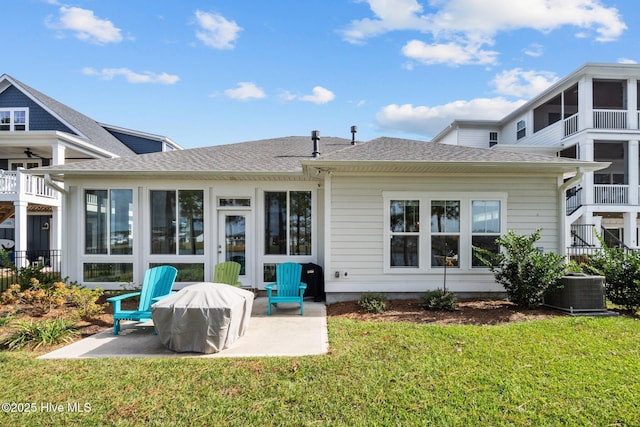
[334,270,341,278]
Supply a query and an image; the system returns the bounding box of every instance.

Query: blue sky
[1,0,638,148]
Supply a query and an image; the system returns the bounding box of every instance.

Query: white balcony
[593,109,628,129]
[0,170,58,203]
[593,184,628,205]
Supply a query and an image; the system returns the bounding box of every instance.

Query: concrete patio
[39,297,329,359]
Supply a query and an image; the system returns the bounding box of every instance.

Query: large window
[151,190,204,255]
[385,194,504,271]
[471,200,501,267]
[265,191,312,256]
[84,189,133,255]
[0,108,28,131]
[431,200,460,268]
[390,200,419,267]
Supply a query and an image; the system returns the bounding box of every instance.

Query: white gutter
[558,167,585,257]
[44,174,67,194]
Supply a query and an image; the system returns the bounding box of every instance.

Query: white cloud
[224,82,266,100]
[281,86,336,104]
[82,68,179,85]
[523,43,544,57]
[491,68,559,98]
[376,97,526,137]
[341,0,626,66]
[402,39,498,66]
[195,10,242,49]
[46,7,122,45]
[618,58,637,64]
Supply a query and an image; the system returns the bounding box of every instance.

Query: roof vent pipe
[311,130,320,158]
[350,125,357,145]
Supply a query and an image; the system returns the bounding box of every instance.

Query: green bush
[0,318,78,350]
[474,229,566,309]
[358,293,388,313]
[421,290,458,311]
[583,245,640,313]
[67,286,106,319]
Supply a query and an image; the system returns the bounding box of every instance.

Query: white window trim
[383,192,507,274]
[0,107,29,131]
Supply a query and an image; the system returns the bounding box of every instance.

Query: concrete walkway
[39,297,329,359]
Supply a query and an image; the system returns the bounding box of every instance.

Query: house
[36,132,605,302]
[432,62,640,257]
[0,74,181,268]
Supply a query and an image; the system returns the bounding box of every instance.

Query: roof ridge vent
[311,130,320,158]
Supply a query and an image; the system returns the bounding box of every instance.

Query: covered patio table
[152,282,254,354]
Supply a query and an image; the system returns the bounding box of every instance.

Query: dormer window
[0,108,28,131]
[489,132,498,147]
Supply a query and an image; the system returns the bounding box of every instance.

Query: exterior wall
[435,130,459,146]
[458,128,491,148]
[0,86,74,133]
[62,177,321,290]
[105,130,163,154]
[326,174,561,301]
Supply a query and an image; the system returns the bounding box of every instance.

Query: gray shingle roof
[5,75,136,157]
[41,136,354,176]
[38,135,605,178]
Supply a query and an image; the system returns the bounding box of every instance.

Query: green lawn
[1,316,639,426]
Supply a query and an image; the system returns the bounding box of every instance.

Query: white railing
[593,109,628,129]
[0,170,57,199]
[593,184,628,204]
[563,113,579,137]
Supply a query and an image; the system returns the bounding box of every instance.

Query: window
[384,193,505,272]
[471,200,501,267]
[84,189,133,255]
[218,198,251,207]
[390,200,420,267]
[265,191,312,255]
[0,108,28,131]
[150,190,204,255]
[516,120,526,140]
[431,200,460,268]
[489,132,498,147]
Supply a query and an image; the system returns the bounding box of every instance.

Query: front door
[218,211,251,286]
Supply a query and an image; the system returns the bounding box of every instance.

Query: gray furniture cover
[152,282,254,354]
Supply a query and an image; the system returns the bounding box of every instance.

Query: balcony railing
[0,170,57,199]
[563,113,579,137]
[593,109,628,129]
[593,184,628,204]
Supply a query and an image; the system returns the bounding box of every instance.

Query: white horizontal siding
[458,129,490,148]
[327,174,561,296]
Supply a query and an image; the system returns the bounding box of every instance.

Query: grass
[0,316,638,426]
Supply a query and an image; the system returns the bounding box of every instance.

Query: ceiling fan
[24,148,44,159]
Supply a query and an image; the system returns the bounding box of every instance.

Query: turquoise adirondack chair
[107,265,178,335]
[264,262,307,316]
[213,261,242,287]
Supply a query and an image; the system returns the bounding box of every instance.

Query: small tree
[474,229,566,309]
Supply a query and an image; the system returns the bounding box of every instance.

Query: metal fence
[0,250,62,292]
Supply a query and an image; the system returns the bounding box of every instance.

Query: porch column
[623,212,638,248]
[580,139,595,205]
[628,79,638,129]
[628,140,639,206]
[13,200,28,267]
[579,76,593,129]
[52,143,66,166]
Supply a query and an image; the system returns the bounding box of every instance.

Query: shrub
[0,312,14,327]
[421,290,458,311]
[358,293,388,314]
[67,286,106,319]
[0,318,78,350]
[583,244,640,313]
[474,229,566,309]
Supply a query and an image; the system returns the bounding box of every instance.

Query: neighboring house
[36,134,605,302]
[0,74,181,267]
[432,62,640,256]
